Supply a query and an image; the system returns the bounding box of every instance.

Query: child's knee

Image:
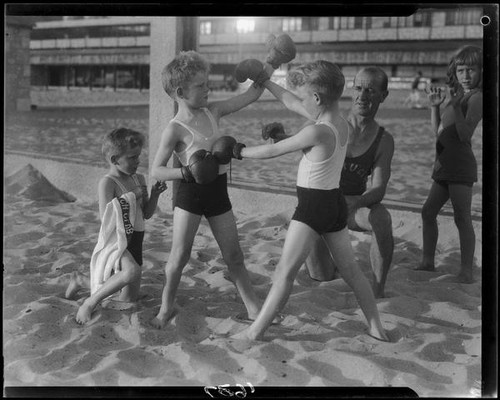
[169,247,192,268]
[369,205,392,230]
[123,262,141,283]
[421,204,436,222]
[453,212,472,229]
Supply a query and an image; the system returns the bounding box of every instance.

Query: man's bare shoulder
[379,128,395,147]
[374,129,394,163]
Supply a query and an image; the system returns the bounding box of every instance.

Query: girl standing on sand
[418,46,483,284]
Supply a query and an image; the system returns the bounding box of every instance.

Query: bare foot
[75,299,94,324]
[238,312,284,326]
[368,327,390,342]
[65,272,82,299]
[102,299,137,311]
[230,328,259,341]
[414,263,436,272]
[150,309,176,329]
[457,270,474,284]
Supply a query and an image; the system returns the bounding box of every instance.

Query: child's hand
[151,181,167,195]
[426,86,446,107]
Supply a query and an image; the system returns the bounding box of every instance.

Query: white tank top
[172,108,227,175]
[296,120,348,190]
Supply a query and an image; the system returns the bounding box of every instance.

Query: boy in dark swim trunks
[230,60,389,341]
[418,46,483,284]
[66,128,167,324]
[149,51,276,328]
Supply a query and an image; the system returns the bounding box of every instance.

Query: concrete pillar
[148,17,199,211]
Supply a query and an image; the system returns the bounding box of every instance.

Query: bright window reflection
[236,18,255,33]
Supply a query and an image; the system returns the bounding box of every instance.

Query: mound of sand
[5,164,76,203]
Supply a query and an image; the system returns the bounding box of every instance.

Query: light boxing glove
[181,149,219,184]
[265,33,296,69]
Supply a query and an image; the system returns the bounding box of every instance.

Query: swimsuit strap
[130,173,141,187]
[171,107,215,140]
[104,174,128,194]
[203,107,219,135]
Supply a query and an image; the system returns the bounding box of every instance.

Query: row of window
[33,9,482,40]
[32,24,150,40]
[200,10,482,34]
[31,65,150,89]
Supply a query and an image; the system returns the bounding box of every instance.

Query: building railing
[30,23,482,50]
[30,36,150,49]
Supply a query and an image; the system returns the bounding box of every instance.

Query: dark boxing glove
[262,122,287,143]
[234,59,270,87]
[266,33,296,69]
[212,136,246,163]
[181,149,219,184]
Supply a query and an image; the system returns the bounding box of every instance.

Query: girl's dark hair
[446,45,483,92]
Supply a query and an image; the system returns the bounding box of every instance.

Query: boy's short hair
[102,128,145,161]
[162,51,210,98]
[286,60,345,105]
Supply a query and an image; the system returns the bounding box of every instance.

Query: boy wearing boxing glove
[150,51,275,328]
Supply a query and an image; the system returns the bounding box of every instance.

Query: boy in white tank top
[232,60,389,342]
[150,51,276,328]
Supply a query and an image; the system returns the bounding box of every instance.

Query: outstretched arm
[211,63,275,119]
[241,124,319,159]
[262,80,315,120]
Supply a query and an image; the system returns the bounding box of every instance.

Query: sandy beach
[3,99,487,397]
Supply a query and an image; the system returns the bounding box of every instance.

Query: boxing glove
[212,136,247,164]
[266,33,296,69]
[181,149,219,184]
[262,122,287,143]
[234,59,270,87]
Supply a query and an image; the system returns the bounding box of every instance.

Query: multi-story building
[29,6,484,92]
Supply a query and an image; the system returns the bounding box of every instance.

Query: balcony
[30,36,151,50]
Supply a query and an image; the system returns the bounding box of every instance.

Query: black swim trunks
[174,173,232,218]
[292,186,348,234]
[127,230,144,266]
[434,179,473,188]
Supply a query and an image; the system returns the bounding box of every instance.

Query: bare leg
[304,237,339,281]
[351,204,393,298]
[232,221,320,340]
[419,181,449,271]
[150,208,201,329]
[65,272,90,299]
[448,184,475,283]
[209,210,261,319]
[324,228,389,341]
[76,251,140,324]
[118,268,142,302]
